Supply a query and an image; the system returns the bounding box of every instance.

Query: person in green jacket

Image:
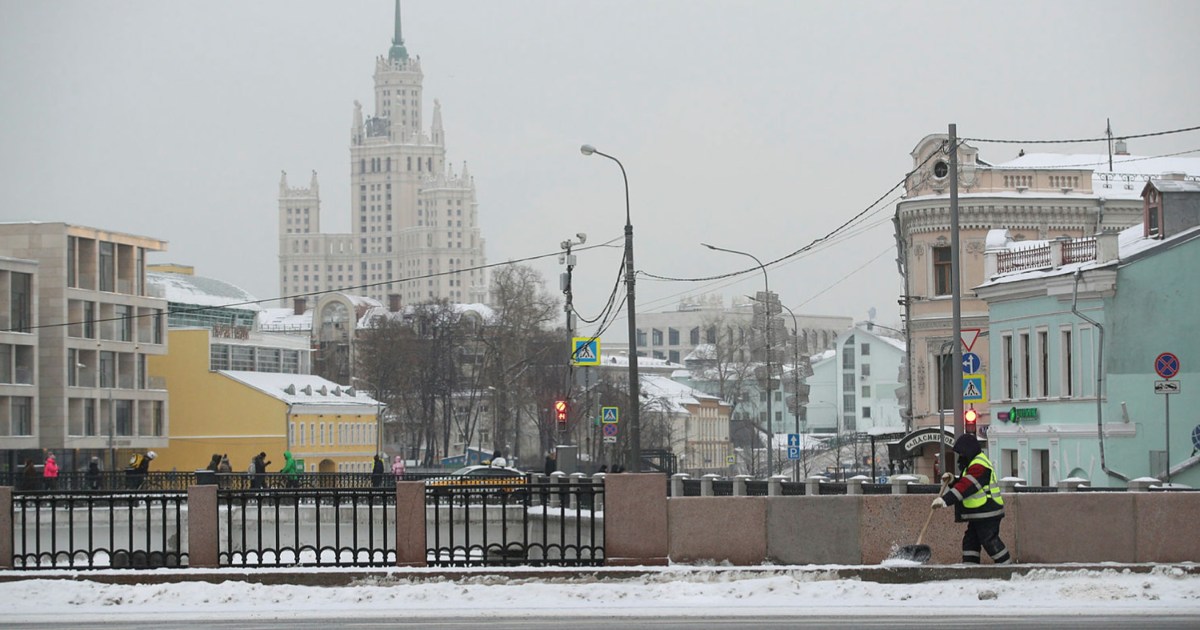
[281,451,300,488]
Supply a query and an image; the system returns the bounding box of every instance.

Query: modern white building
[801,323,907,436]
[278,1,487,308]
[633,294,850,364]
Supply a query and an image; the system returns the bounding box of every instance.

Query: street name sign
[1155,380,1181,395]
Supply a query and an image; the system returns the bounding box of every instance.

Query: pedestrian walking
[543,451,557,476]
[931,434,1013,564]
[281,451,300,488]
[251,452,270,489]
[86,457,102,490]
[22,458,38,491]
[126,451,155,489]
[217,454,232,489]
[43,453,59,490]
[490,450,507,468]
[391,455,406,477]
[205,453,222,472]
[371,454,385,487]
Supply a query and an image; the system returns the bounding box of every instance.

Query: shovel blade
[890,544,931,564]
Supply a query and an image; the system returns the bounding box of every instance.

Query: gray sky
[3,0,1199,341]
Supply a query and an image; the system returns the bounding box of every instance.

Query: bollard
[671,473,690,497]
[1127,477,1159,492]
[569,473,587,509]
[733,475,752,497]
[700,473,720,497]
[1056,478,1087,492]
[998,477,1026,494]
[846,475,869,496]
[889,474,918,495]
[549,471,567,507]
[591,473,606,512]
[805,475,829,497]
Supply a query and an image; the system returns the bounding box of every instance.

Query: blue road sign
[601,407,619,423]
[1156,353,1180,379]
[963,375,986,403]
[1192,425,1200,451]
[602,423,618,437]
[787,446,801,460]
[962,352,982,374]
[787,433,801,447]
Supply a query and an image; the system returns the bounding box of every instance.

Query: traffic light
[554,400,568,428]
[964,408,978,435]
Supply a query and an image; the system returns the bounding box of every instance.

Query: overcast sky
[3,0,1198,341]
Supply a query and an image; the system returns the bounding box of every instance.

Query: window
[652,329,663,346]
[99,242,115,292]
[210,344,230,371]
[1002,333,1014,399]
[68,349,78,386]
[10,272,32,332]
[115,399,133,436]
[843,394,855,412]
[862,406,872,419]
[67,237,77,287]
[1019,332,1031,398]
[1061,328,1073,397]
[99,351,116,388]
[933,246,952,296]
[299,422,305,446]
[705,327,716,344]
[842,346,855,369]
[937,351,954,411]
[116,305,133,341]
[83,301,96,339]
[861,385,871,397]
[861,343,870,356]
[1038,330,1049,397]
[861,364,870,377]
[843,373,855,390]
[84,399,96,436]
[12,397,33,435]
[636,329,647,347]
[668,328,679,346]
[153,401,164,436]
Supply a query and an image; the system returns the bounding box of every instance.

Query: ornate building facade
[893,132,1200,478]
[278,1,487,308]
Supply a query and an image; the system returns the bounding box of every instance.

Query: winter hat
[147,451,158,459]
[951,434,981,459]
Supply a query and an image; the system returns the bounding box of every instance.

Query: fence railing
[12,490,188,569]
[426,479,604,567]
[1061,237,1097,265]
[996,244,1053,274]
[1,471,447,492]
[219,487,395,568]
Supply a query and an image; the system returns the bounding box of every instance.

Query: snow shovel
[889,478,950,564]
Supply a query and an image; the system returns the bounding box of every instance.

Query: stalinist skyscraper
[278,1,487,307]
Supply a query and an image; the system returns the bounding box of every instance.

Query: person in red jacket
[43,453,60,490]
[932,434,1012,564]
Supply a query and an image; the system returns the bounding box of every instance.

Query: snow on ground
[1,566,1198,621]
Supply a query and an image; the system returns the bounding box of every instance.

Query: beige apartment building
[278,2,487,309]
[893,133,1200,477]
[0,223,169,473]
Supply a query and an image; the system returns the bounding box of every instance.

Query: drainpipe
[1071,269,1129,483]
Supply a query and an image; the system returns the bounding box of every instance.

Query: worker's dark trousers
[962,517,1012,564]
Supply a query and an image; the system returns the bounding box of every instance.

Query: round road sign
[1155,353,1180,379]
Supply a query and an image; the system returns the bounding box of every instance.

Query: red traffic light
[554,400,568,424]
[964,408,978,434]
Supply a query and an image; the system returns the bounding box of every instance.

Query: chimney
[388,293,402,313]
[1095,230,1121,264]
[1161,171,1186,181]
[293,297,306,315]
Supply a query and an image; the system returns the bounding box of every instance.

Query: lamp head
[576,232,587,244]
[580,144,596,156]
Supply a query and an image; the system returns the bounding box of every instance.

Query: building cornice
[895,197,1142,236]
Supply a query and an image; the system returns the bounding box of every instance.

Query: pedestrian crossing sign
[963,375,986,403]
[726,455,736,465]
[602,407,619,424]
[572,337,600,365]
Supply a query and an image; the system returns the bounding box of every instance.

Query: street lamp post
[352,377,384,458]
[580,144,641,472]
[778,302,804,482]
[703,243,774,477]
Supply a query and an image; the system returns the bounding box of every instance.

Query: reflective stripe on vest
[961,453,1004,509]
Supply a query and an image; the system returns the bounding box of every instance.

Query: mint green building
[975,176,1200,488]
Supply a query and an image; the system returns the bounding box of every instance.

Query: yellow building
[148,328,380,474]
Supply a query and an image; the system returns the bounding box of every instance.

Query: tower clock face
[933,160,949,178]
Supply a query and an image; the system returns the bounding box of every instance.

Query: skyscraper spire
[388,0,408,63]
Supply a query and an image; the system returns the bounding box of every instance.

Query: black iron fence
[218,487,396,568]
[12,490,188,569]
[426,479,604,567]
[2,470,452,492]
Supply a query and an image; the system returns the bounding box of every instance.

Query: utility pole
[949,124,965,438]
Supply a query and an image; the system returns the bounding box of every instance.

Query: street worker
[932,434,1012,564]
[126,451,156,489]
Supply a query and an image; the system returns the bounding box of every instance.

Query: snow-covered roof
[599,354,685,369]
[990,153,1200,201]
[258,307,312,330]
[980,222,1200,287]
[640,374,724,414]
[1146,178,1200,194]
[218,371,379,409]
[147,271,261,310]
[809,349,836,364]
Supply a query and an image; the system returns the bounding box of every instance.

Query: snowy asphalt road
[8,615,1200,629]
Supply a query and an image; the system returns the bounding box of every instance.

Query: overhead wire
[961,123,1200,145]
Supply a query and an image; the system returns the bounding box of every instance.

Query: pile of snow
[1,566,1197,621]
